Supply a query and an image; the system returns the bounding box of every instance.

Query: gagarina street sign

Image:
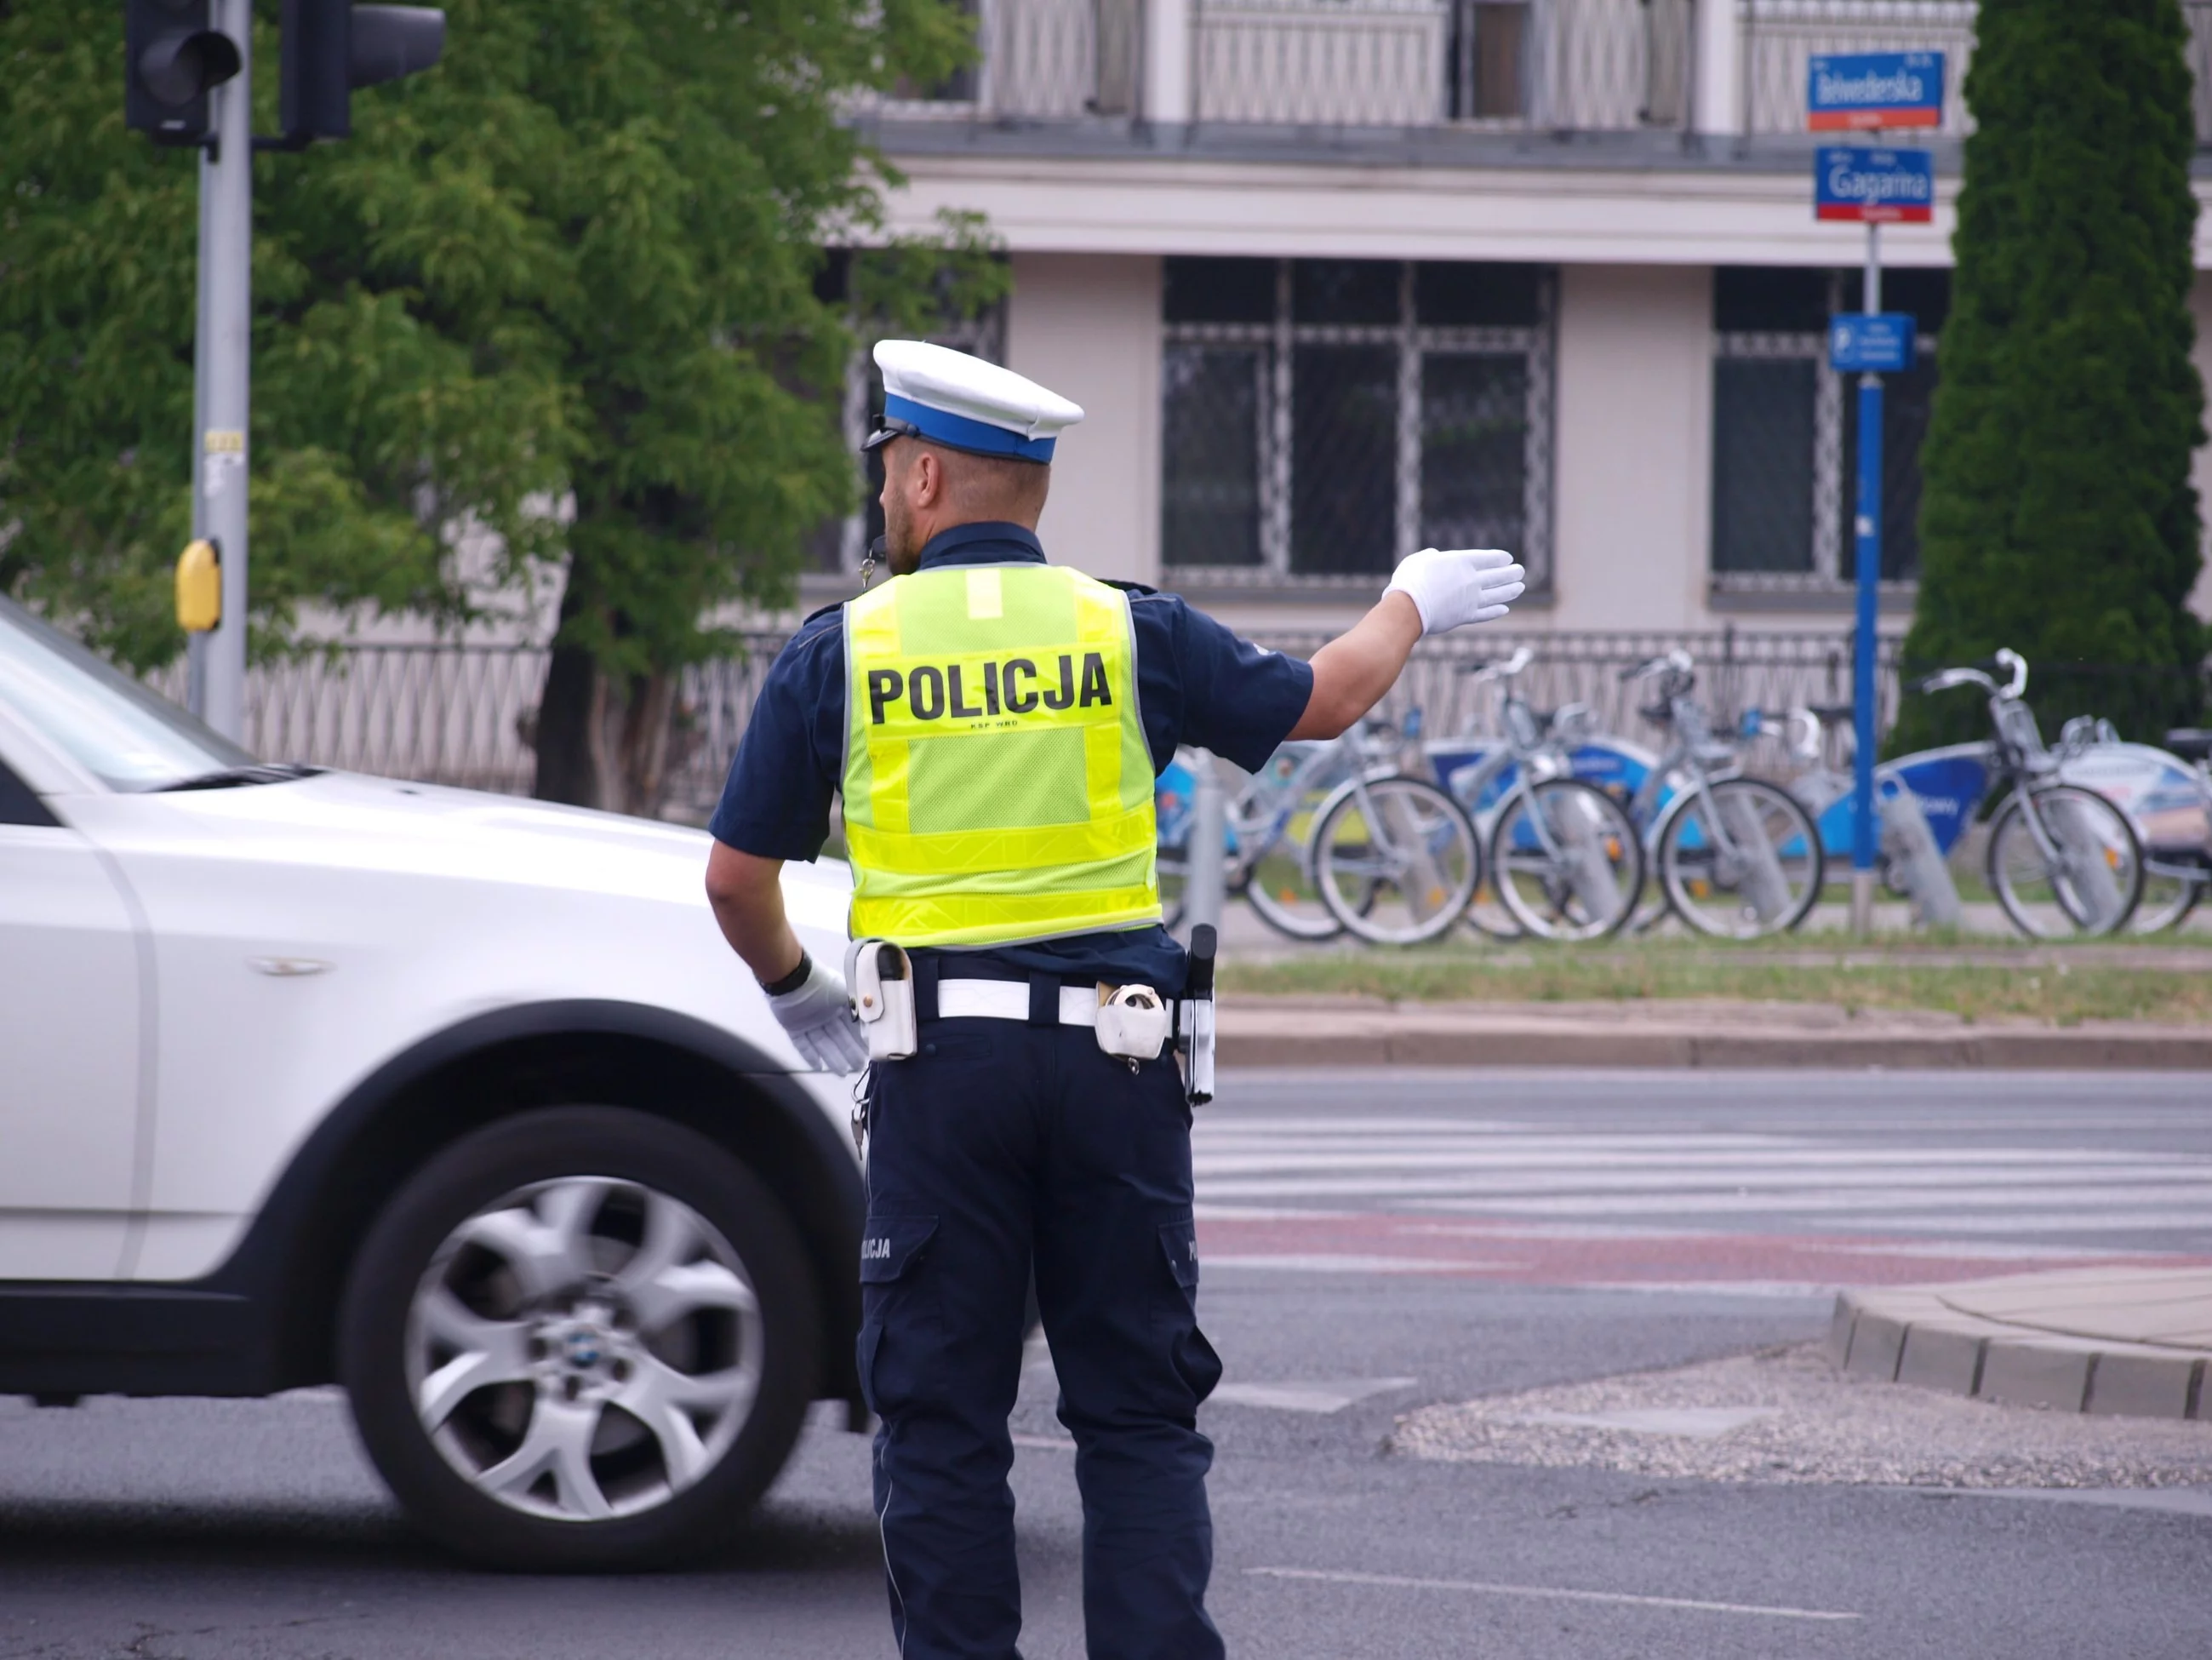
[1815,146,1935,224]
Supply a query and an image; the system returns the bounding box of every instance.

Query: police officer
[704,341,1523,1659]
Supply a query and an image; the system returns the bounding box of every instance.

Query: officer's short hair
[906,438,1052,522]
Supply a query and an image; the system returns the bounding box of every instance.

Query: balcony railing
[860,0,2212,147]
[864,0,1691,133]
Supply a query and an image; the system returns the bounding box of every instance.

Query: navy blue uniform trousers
[858,1017,1226,1660]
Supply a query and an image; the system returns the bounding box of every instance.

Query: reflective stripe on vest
[842,563,1160,947]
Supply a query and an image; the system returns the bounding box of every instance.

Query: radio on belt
[845,938,918,1061]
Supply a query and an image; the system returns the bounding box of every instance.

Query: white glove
[765,953,869,1073]
[1385,548,1527,636]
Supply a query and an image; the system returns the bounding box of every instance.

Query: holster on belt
[1176,924,1217,1106]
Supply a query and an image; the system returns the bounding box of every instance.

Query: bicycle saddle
[1805,703,1857,725]
[2165,729,2212,762]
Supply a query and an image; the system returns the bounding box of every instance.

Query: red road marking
[1196,1213,2212,1289]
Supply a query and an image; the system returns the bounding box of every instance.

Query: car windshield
[0,598,255,791]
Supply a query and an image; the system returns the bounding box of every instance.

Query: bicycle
[1158,715,1481,946]
[1154,738,1363,942]
[2052,718,2211,934]
[1616,650,1826,939]
[1882,650,2144,937]
[1424,648,1644,942]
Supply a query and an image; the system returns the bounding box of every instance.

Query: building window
[814,298,1007,575]
[1710,266,1947,596]
[1162,257,1555,590]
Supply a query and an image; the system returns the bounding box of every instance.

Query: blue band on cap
[884,393,1056,462]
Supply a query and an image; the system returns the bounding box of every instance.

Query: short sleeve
[707,612,846,861]
[1129,592,1313,775]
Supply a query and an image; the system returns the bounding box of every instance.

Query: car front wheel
[339,1106,820,1570]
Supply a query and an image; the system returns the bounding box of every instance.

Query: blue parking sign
[1830,313,1918,373]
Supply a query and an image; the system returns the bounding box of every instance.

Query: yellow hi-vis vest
[841,561,1160,947]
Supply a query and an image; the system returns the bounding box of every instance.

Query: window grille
[1710,268,1939,598]
[1163,258,1555,592]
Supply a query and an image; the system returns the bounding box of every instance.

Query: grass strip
[1220,941,2212,1027]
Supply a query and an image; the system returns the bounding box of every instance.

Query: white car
[0,597,863,1569]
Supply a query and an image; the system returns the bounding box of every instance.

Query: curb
[1828,1272,2212,1422]
[1214,1004,2212,1070]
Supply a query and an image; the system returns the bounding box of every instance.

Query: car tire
[338,1106,821,1571]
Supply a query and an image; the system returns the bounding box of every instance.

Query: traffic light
[280,2,447,143]
[124,0,243,146]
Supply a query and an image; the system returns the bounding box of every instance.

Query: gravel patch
[1393,1342,2212,1489]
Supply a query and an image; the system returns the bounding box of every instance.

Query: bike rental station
[1157,50,2212,952]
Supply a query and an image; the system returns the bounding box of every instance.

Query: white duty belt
[937,980,1100,1025]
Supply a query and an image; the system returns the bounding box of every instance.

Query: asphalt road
[4,1070,2210,1660]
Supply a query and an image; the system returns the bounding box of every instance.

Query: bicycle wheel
[1658,778,1825,939]
[1987,785,2144,938]
[2130,855,2205,934]
[1313,776,1481,945]
[1242,821,1350,942]
[1463,871,1526,942]
[1155,846,1187,930]
[1489,779,1645,942]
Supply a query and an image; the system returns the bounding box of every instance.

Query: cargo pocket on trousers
[1156,1218,1221,1408]
[856,1215,941,1417]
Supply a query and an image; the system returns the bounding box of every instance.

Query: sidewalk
[1215,994,2212,1069]
[1829,1269,2212,1422]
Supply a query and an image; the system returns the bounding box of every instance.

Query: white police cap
[864,340,1083,465]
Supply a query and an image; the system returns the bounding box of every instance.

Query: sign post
[1809,51,1941,937]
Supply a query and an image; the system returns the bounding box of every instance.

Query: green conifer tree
[1897,0,2207,748]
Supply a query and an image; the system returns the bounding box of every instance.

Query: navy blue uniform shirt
[709,521,1315,990]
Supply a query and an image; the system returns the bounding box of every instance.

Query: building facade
[814,0,2212,637]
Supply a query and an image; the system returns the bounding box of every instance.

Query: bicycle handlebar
[1464,644,1534,684]
[1910,648,2028,701]
[1619,647,1693,685]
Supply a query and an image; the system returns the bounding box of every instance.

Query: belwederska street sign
[1815,147,1935,224]
[1829,313,1918,374]
[1808,51,1945,131]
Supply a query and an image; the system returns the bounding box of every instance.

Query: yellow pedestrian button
[175,538,220,632]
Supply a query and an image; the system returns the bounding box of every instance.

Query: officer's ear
[908,446,947,510]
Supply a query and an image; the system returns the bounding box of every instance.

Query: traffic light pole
[197,0,253,742]
[1849,222,1884,938]
[185,98,214,720]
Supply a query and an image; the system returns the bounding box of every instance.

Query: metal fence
[151,627,1907,821]
[147,638,790,824]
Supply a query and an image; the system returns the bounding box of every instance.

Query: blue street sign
[1830,312,1918,373]
[1809,51,1945,131]
[1815,146,1935,224]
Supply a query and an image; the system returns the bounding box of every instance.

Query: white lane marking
[1569,1280,1840,1298]
[1194,1150,2190,1176]
[1498,1407,1780,1439]
[1924,1486,2212,1519]
[1193,1137,2182,1163]
[1407,1184,2212,1216]
[1012,1433,1077,1452]
[1196,1167,2200,1199]
[1869,1211,2212,1235]
[1209,1377,1417,1414]
[1204,1254,1520,1275]
[1246,1566,1860,1622]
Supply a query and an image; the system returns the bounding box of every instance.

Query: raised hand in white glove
[1384,547,1527,636]
[763,952,869,1073]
